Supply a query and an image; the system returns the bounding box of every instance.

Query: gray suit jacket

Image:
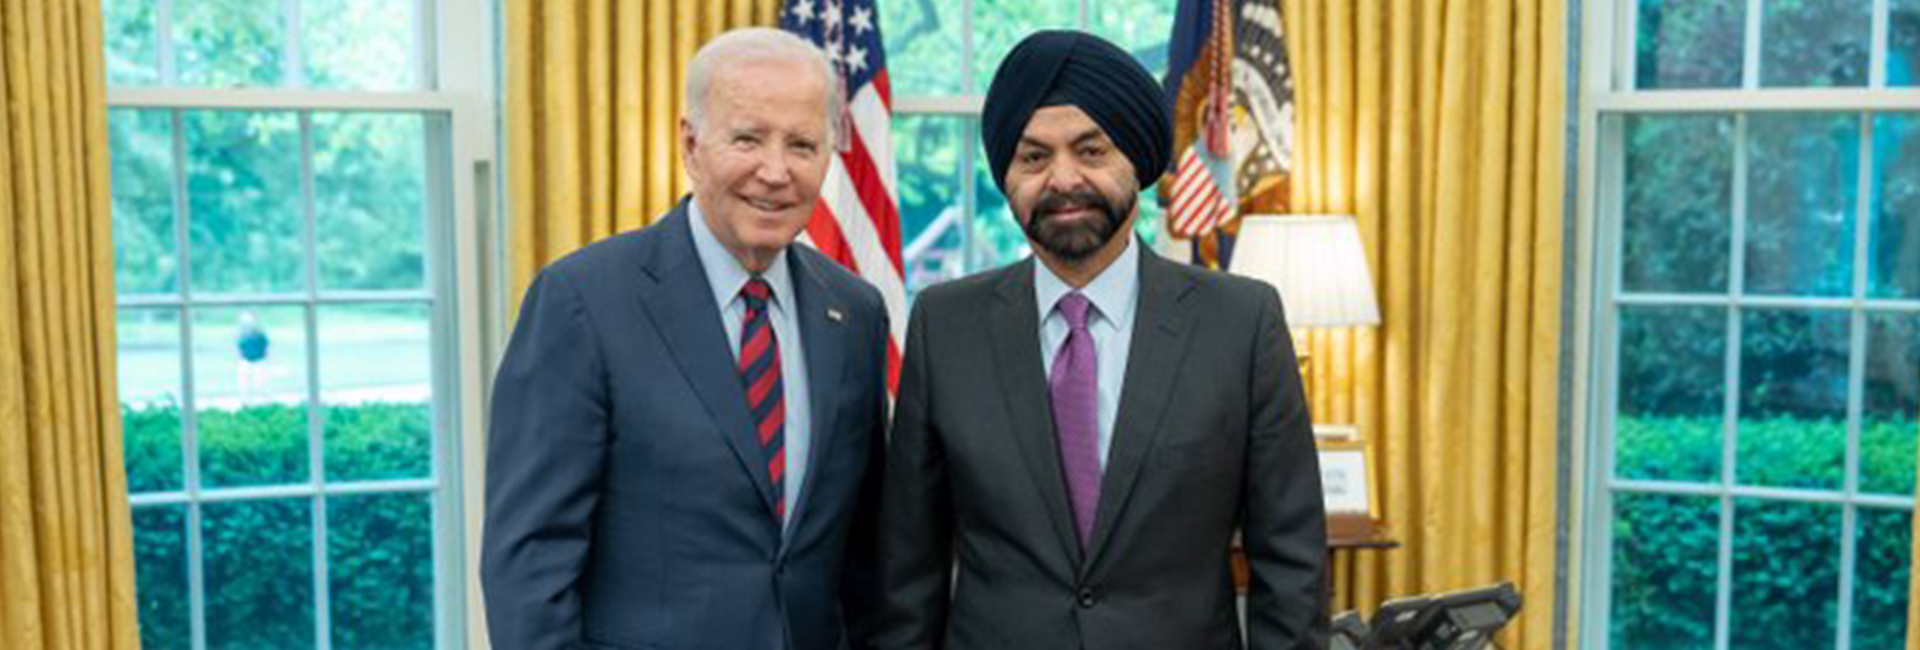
[483,201,890,650]
[875,248,1327,650]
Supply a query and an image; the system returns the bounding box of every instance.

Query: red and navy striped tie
[739,278,786,522]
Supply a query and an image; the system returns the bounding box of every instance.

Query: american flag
[781,0,904,392]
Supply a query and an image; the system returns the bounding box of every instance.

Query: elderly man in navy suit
[482,27,889,650]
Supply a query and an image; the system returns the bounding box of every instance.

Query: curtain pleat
[0,0,140,648]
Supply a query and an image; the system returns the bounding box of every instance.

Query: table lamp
[1231,214,1382,378]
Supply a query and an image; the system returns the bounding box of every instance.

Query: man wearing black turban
[875,30,1328,650]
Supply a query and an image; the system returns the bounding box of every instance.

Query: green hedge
[1611,414,1919,650]
[125,400,431,492]
[124,402,433,650]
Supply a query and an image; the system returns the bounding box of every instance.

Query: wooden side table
[1231,524,1399,595]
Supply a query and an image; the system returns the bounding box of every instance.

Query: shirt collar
[1034,233,1141,327]
[689,199,795,312]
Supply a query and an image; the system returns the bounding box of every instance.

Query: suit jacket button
[1077,588,1097,608]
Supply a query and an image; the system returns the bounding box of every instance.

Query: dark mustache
[1032,189,1113,220]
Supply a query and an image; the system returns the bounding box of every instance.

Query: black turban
[980,30,1173,194]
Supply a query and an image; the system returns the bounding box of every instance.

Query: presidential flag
[1163,0,1295,268]
[782,0,905,390]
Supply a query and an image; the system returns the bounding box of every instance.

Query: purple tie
[1049,291,1101,550]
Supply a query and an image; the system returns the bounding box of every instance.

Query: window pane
[1731,499,1840,650]
[1616,305,1725,482]
[104,0,159,86]
[173,0,284,88]
[896,115,969,296]
[203,498,314,650]
[1738,309,1848,490]
[194,305,310,488]
[120,308,183,493]
[880,0,964,95]
[304,0,418,90]
[1855,507,1913,650]
[111,108,178,295]
[1869,114,1920,299]
[314,113,428,291]
[970,145,1033,269]
[1745,113,1858,298]
[973,0,1078,98]
[132,505,189,650]
[1622,114,1733,294]
[329,493,434,650]
[1610,493,1718,650]
[321,303,432,482]
[1092,0,1178,78]
[184,110,305,294]
[1760,0,1870,88]
[1635,0,1746,89]
[1862,312,1920,496]
[1893,0,1920,86]
[1135,187,1165,253]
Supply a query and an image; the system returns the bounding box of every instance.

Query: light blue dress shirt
[1035,237,1140,471]
[689,202,811,528]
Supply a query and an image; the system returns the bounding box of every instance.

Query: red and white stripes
[803,70,905,390]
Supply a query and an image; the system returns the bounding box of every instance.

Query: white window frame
[105,1,501,649]
[1573,2,1920,650]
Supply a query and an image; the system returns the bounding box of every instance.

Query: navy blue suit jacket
[482,200,890,650]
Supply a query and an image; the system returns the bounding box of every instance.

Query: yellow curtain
[1912,409,1920,650]
[506,0,782,301]
[1282,0,1566,648]
[0,0,141,648]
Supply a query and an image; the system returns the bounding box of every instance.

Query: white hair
[684,28,841,142]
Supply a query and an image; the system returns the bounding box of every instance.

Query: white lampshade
[1231,214,1381,328]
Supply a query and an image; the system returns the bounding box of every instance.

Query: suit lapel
[1083,251,1196,571]
[784,251,847,541]
[634,205,779,519]
[988,260,1083,564]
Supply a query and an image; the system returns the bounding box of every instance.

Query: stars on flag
[849,7,874,35]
